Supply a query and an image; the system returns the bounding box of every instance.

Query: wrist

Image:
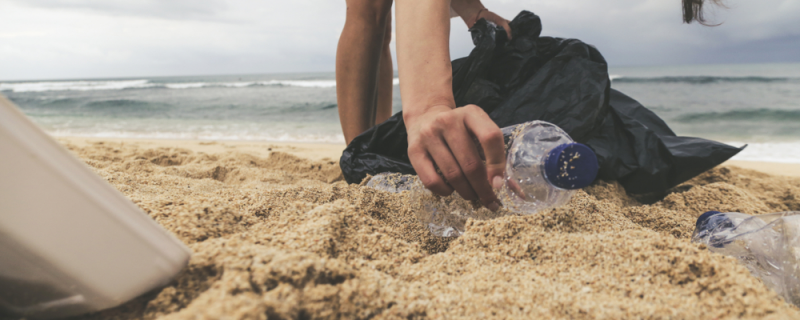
[403,104,454,125]
[468,8,488,27]
[451,0,486,28]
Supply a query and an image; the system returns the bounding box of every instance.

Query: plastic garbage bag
[340,10,743,195]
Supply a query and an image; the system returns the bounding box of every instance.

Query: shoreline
[57,136,800,178]
[57,136,347,162]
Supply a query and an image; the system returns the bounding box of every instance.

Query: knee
[345,0,393,29]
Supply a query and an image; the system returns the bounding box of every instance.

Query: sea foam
[610,76,797,84]
[728,141,800,163]
[0,80,153,92]
[1,78,402,92]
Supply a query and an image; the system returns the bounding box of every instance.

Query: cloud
[0,0,798,80]
[6,0,228,21]
[468,0,800,66]
[0,31,48,39]
[694,34,800,64]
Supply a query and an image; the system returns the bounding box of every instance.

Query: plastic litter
[692,211,800,307]
[340,10,743,195]
[367,120,598,237]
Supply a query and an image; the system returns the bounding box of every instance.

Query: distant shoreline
[57,136,347,162]
[57,136,800,177]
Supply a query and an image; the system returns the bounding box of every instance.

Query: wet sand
[724,160,800,178]
[57,137,800,319]
[58,137,800,178]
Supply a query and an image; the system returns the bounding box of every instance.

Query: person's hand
[471,9,512,40]
[449,0,512,40]
[405,104,506,210]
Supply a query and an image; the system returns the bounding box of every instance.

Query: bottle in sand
[367,120,599,237]
[692,210,800,307]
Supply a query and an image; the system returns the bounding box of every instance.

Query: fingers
[462,105,506,185]
[442,120,500,208]
[427,136,480,201]
[408,144,454,196]
[405,105,506,211]
[483,11,513,40]
[507,178,526,200]
[498,19,513,40]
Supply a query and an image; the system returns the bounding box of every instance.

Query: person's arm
[395,0,505,210]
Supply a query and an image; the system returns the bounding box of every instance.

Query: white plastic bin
[0,94,191,319]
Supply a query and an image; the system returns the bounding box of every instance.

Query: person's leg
[374,13,394,125]
[336,0,393,145]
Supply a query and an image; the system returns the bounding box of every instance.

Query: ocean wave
[0,80,153,92]
[4,75,791,92]
[611,76,797,84]
[160,80,339,89]
[1,78,402,92]
[676,109,800,122]
[160,81,259,89]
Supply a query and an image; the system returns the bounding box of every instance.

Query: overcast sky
[1,0,798,81]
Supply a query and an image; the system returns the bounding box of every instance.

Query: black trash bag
[340,10,743,195]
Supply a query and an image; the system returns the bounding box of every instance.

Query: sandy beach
[57,136,800,319]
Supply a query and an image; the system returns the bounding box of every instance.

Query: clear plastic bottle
[367,120,599,237]
[692,210,800,307]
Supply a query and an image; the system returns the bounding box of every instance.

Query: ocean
[2,63,799,163]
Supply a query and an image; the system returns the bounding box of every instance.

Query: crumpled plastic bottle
[692,210,800,307]
[367,120,599,237]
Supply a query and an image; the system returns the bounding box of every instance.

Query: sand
[724,161,800,178]
[56,137,800,319]
[58,137,346,162]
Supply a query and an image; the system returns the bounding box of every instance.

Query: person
[336,0,720,210]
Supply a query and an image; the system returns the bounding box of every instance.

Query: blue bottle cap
[694,211,735,248]
[695,211,722,230]
[543,143,599,189]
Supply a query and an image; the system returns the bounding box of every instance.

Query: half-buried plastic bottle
[692,210,800,307]
[367,120,599,237]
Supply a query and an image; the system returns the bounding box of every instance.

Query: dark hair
[683,0,724,25]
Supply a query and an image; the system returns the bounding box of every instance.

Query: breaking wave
[0,79,395,92]
[676,109,800,122]
[611,76,797,84]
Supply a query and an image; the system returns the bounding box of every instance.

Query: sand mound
[63,141,800,319]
